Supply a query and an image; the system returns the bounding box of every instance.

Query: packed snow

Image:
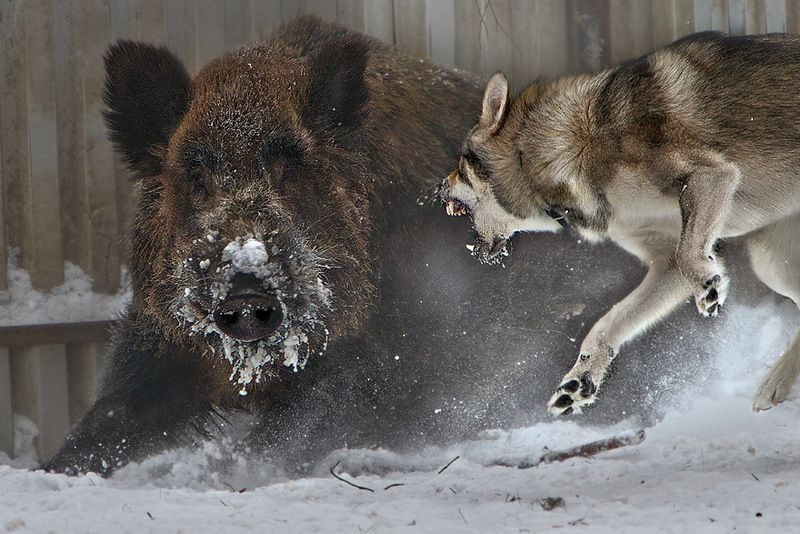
[2,294,800,532]
[0,250,129,326]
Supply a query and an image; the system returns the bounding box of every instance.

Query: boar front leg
[676,155,741,317]
[547,246,692,415]
[42,321,219,476]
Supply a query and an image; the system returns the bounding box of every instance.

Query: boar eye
[277,159,299,185]
[188,167,214,198]
[262,135,304,187]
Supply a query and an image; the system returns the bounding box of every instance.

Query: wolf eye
[545,205,571,230]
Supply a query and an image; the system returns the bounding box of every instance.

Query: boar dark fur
[43,17,484,475]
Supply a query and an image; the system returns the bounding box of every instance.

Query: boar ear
[480,72,510,135]
[304,36,370,139]
[103,41,191,177]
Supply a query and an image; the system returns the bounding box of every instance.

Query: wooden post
[364,0,395,44]
[196,0,227,65]
[224,0,254,49]
[54,0,91,280]
[454,0,482,73]
[251,0,284,40]
[511,0,536,88]
[482,0,513,78]
[337,0,366,32]
[0,93,5,295]
[428,0,456,68]
[787,0,800,32]
[0,3,5,291]
[138,0,167,45]
[167,0,198,71]
[610,0,653,65]
[297,0,337,21]
[110,0,140,41]
[533,0,570,80]
[710,0,730,31]
[394,0,428,58]
[765,0,786,31]
[728,0,747,34]
[281,0,299,21]
[0,1,32,273]
[673,0,695,38]
[11,345,70,461]
[1,0,64,291]
[569,0,611,73]
[86,0,121,294]
[0,348,12,457]
[651,0,676,48]
[23,0,64,290]
[746,0,768,33]
[110,0,141,268]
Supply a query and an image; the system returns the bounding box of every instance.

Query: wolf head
[438,72,612,264]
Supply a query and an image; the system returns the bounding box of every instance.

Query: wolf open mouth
[445,199,467,217]
[467,235,509,265]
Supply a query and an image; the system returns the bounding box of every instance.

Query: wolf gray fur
[439,31,800,415]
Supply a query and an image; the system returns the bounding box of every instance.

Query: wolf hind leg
[752,337,800,411]
[747,215,800,411]
[548,263,692,415]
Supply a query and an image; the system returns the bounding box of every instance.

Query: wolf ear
[304,36,370,140]
[103,41,191,177]
[480,72,510,135]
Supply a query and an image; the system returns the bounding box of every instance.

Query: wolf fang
[440,31,800,415]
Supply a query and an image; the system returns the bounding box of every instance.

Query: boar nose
[213,274,282,342]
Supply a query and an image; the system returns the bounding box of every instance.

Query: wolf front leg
[41,320,219,476]
[676,156,741,317]
[547,264,692,415]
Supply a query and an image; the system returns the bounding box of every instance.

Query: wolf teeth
[446,200,465,216]
[465,244,475,252]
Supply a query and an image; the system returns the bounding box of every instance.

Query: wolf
[439,32,800,415]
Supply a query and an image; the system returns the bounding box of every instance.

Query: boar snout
[213,273,282,341]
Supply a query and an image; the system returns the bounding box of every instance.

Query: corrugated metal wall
[0,0,797,459]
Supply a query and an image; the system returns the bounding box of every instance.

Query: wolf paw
[695,272,728,317]
[752,355,800,412]
[547,370,598,416]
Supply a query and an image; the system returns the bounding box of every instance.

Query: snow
[0,250,130,326]
[2,297,800,532]
[220,236,271,276]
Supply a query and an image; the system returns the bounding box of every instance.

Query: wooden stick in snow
[489,429,646,470]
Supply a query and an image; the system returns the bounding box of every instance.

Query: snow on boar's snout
[173,228,332,391]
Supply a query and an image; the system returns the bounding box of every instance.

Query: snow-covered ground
[2,296,799,533]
